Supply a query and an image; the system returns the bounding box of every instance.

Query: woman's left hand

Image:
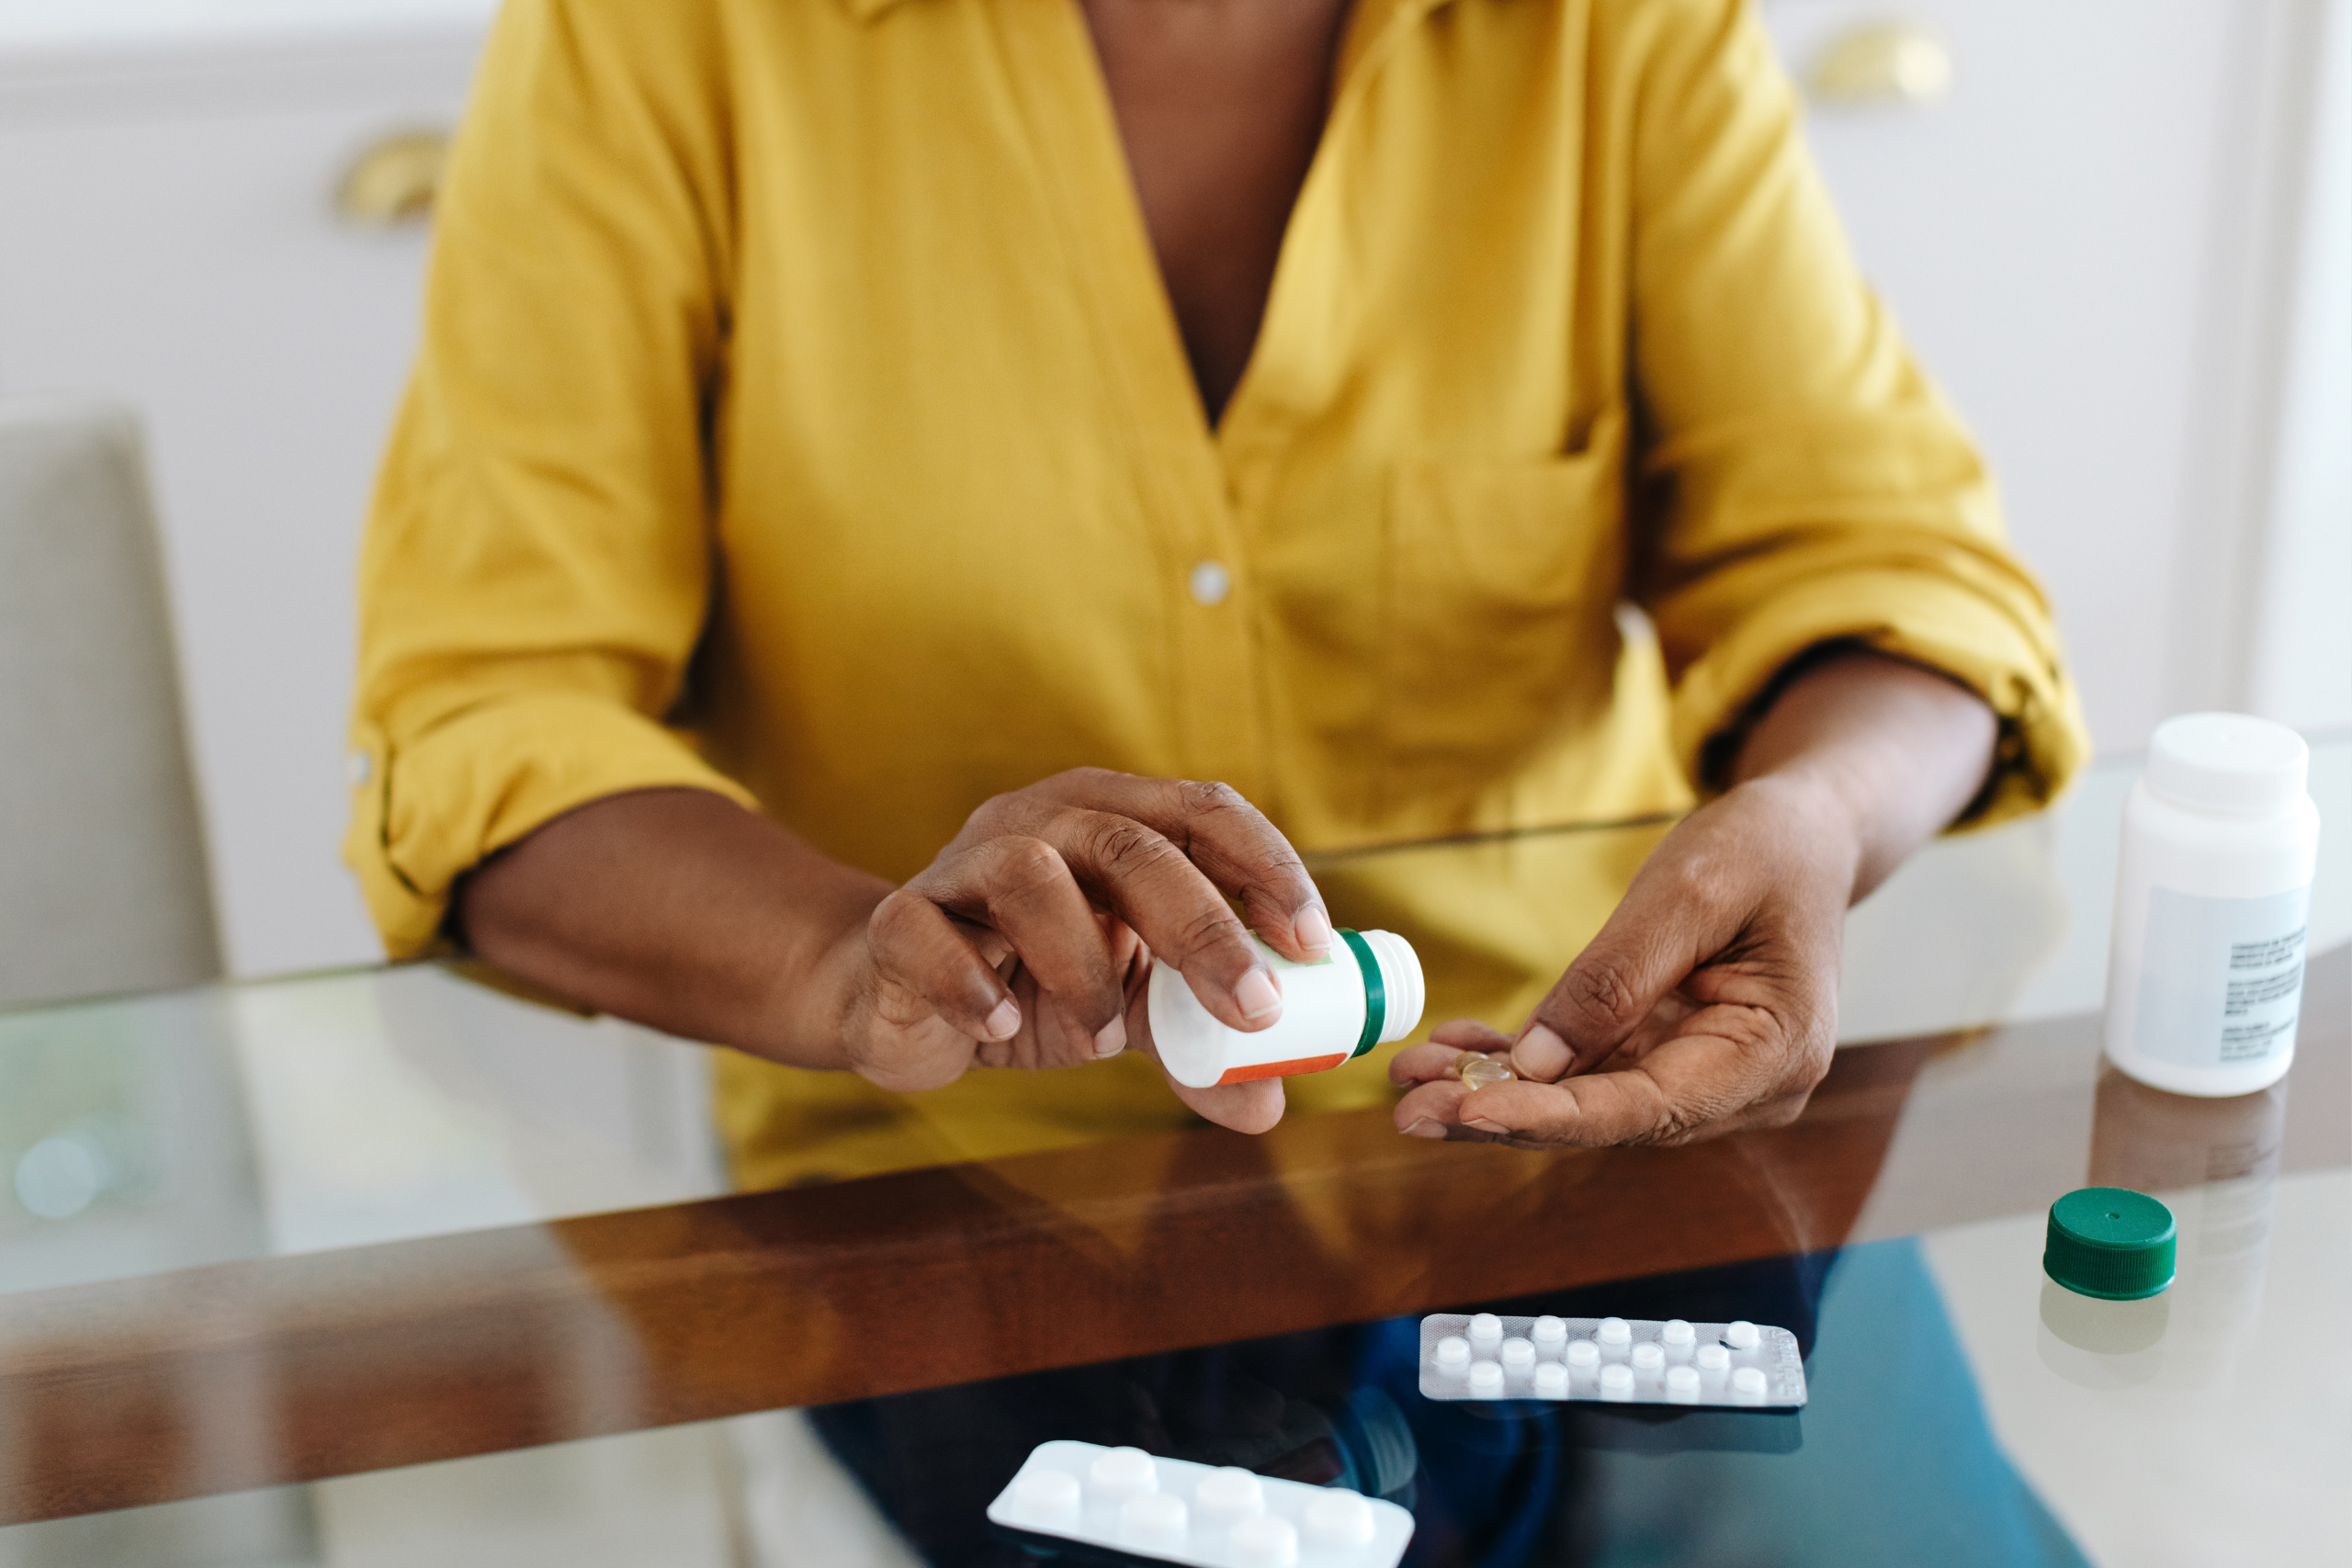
[1388,646,1999,1149]
[1388,773,1853,1146]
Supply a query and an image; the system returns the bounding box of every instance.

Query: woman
[346,0,2086,1188]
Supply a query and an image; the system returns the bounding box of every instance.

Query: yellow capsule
[1453,1051,1514,1090]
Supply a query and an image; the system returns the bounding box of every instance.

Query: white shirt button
[1188,559,1231,607]
[346,750,374,787]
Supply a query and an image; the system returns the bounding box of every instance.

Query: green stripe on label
[1340,929,1385,1060]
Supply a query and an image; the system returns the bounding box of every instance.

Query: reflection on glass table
[0,739,2344,1567]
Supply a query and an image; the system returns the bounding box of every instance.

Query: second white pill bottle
[1148,929,1425,1089]
[2104,713,2319,1096]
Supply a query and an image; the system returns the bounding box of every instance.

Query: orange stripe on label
[1216,1054,1347,1085]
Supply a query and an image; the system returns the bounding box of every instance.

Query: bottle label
[2134,885,2311,1068]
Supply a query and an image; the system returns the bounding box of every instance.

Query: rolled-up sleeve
[1625,0,2089,820]
[344,0,753,957]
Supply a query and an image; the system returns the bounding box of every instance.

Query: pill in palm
[1454,1052,1514,1089]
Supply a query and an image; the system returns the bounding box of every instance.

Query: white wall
[1766,0,2349,753]
[2245,0,2352,734]
[0,17,486,978]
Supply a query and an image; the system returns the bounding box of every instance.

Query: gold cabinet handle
[1807,21,1954,107]
[335,129,450,227]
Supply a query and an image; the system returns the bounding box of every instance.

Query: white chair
[0,398,220,1007]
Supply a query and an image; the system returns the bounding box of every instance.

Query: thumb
[1513,884,1713,1083]
[1127,977,1286,1134]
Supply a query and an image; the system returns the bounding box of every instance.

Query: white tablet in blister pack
[1418,1313,1806,1408]
[985,1439,1414,1567]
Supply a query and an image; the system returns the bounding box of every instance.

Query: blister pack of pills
[1418,1313,1806,1408]
[985,1440,1414,1568]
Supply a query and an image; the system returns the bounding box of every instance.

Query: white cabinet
[0,1,2337,979]
[1762,0,2351,752]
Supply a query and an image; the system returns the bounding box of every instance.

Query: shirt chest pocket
[1379,422,1628,799]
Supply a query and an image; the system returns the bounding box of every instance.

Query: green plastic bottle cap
[2043,1188,2177,1301]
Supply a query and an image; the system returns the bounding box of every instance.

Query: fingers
[877,770,1324,1070]
[1127,980,1287,1135]
[1511,830,1749,1083]
[1390,1025,1514,1139]
[841,939,1006,1095]
[1026,770,1332,964]
[1394,1076,1483,1140]
[866,887,1023,1043]
[1510,1023,1576,1082]
[1045,807,1287,1032]
[1514,916,1692,1083]
[1432,1019,1513,1052]
[1161,1071,1287,1135]
[876,839,1127,1067]
[1396,785,1854,1148]
[1389,1042,1474,1087]
[950,777,1306,1032]
[1397,1001,1817,1148]
[1386,1021,1511,1089]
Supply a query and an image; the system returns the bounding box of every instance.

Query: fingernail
[1512,1023,1574,1081]
[1465,1118,1510,1136]
[1235,968,1283,1021]
[1293,904,1335,955]
[1403,1118,1448,1140]
[983,998,1021,1041]
[1093,1013,1127,1058]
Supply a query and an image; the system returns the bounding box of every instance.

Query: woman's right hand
[824,769,1335,1133]
[458,773,1330,1134]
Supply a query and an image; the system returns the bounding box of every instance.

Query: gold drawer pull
[336,129,450,227]
[1808,21,1954,107]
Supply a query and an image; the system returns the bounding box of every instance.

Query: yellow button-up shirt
[348,0,2087,1188]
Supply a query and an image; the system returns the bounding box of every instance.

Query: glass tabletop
[0,739,2345,1566]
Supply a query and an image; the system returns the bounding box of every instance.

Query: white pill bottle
[1148,929,1425,1089]
[2104,714,2320,1096]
